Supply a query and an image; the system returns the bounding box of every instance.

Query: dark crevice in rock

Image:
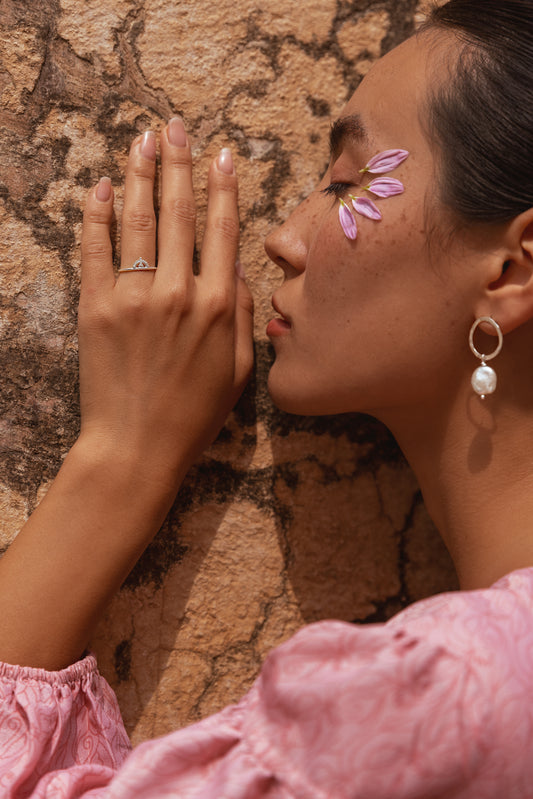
[114,638,133,683]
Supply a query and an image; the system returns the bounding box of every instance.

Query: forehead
[340,34,437,158]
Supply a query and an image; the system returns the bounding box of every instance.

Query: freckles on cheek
[309,215,345,272]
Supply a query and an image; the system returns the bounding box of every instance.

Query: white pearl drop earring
[469,316,503,400]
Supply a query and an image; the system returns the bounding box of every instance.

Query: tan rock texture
[0,0,455,745]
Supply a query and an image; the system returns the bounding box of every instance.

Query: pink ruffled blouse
[1,568,533,798]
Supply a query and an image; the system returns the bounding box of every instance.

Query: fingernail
[235,259,246,280]
[95,176,112,202]
[168,116,187,147]
[217,147,234,175]
[140,131,156,160]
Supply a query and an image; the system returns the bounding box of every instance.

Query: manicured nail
[95,176,112,202]
[235,259,246,280]
[217,147,234,175]
[140,131,156,160]
[168,116,187,147]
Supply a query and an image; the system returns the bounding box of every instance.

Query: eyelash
[321,182,351,197]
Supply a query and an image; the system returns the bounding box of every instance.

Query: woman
[1,0,532,795]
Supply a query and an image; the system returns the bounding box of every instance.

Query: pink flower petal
[353,197,382,221]
[361,149,409,174]
[365,177,405,198]
[339,200,357,240]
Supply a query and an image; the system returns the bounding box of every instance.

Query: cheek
[304,210,399,307]
[303,186,430,313]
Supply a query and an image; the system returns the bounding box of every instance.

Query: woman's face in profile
[265,32,491,422]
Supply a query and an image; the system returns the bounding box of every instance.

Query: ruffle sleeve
[1,569,533,798]
[0,654,130,798]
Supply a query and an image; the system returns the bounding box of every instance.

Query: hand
[0,119,254,669]
[79,119,253,491]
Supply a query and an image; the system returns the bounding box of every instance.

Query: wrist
[71,429,190,505]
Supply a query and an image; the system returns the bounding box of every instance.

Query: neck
[382,387,533,590]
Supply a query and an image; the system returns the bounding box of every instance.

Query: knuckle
[213,214,239,241]
[131,160,155,181]
[159,281,191,315]
[81,240,112,262]
[168,150,193,170]
[165,197,197,228]
[78,298,113,332]
[211,171,238,195]
[83,206,111,225]
[220,179,238,197]
[120,291,149,322]
[204,286,232,317]
[123,208,156,234]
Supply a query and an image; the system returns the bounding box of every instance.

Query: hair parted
[423,0,533,224]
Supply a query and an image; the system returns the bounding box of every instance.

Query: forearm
[0,123,252,671]
[0,435,182,670]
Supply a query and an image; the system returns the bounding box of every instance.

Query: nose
[264,195,314,278]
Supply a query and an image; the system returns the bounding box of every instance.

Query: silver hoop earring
[469,316,503,399]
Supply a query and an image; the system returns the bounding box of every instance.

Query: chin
[267,368,340,416]
[267,361,380,417]
[267,370,309,415]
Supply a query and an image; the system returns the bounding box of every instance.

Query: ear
[477,208,533,335]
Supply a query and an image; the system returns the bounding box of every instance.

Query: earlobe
[480,210,533,335]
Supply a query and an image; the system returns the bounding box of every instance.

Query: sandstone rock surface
[0,0,454,745]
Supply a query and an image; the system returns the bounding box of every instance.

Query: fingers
[84,125,244,321]
[120,131,157,272]
[200,149,240,286]
[234,269,254,389]
[81,177,115,297]
[157,118,196,284]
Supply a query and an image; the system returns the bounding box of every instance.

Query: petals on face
[332,148,409,239]
[352,197,382,221]
[365,177,405,198]
[361,148,410,174]
[338,200,358,240]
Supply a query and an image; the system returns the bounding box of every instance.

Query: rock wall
[0,0,455,745]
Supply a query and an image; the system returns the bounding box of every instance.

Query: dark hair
[422,0,533,223]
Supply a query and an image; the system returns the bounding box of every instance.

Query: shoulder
[243,568,533,798]
[388,566,533,668]
[261,566,533,683]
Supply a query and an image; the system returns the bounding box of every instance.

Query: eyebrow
[329,114,369,160]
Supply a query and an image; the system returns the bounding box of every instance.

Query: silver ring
[469,316,503,362]
[118,257,157,274]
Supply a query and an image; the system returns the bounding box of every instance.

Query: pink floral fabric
[1,568,533,798]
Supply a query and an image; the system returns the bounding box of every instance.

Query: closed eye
[321,182,351,197]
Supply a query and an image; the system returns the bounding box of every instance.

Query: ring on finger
[118,257,157,274]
